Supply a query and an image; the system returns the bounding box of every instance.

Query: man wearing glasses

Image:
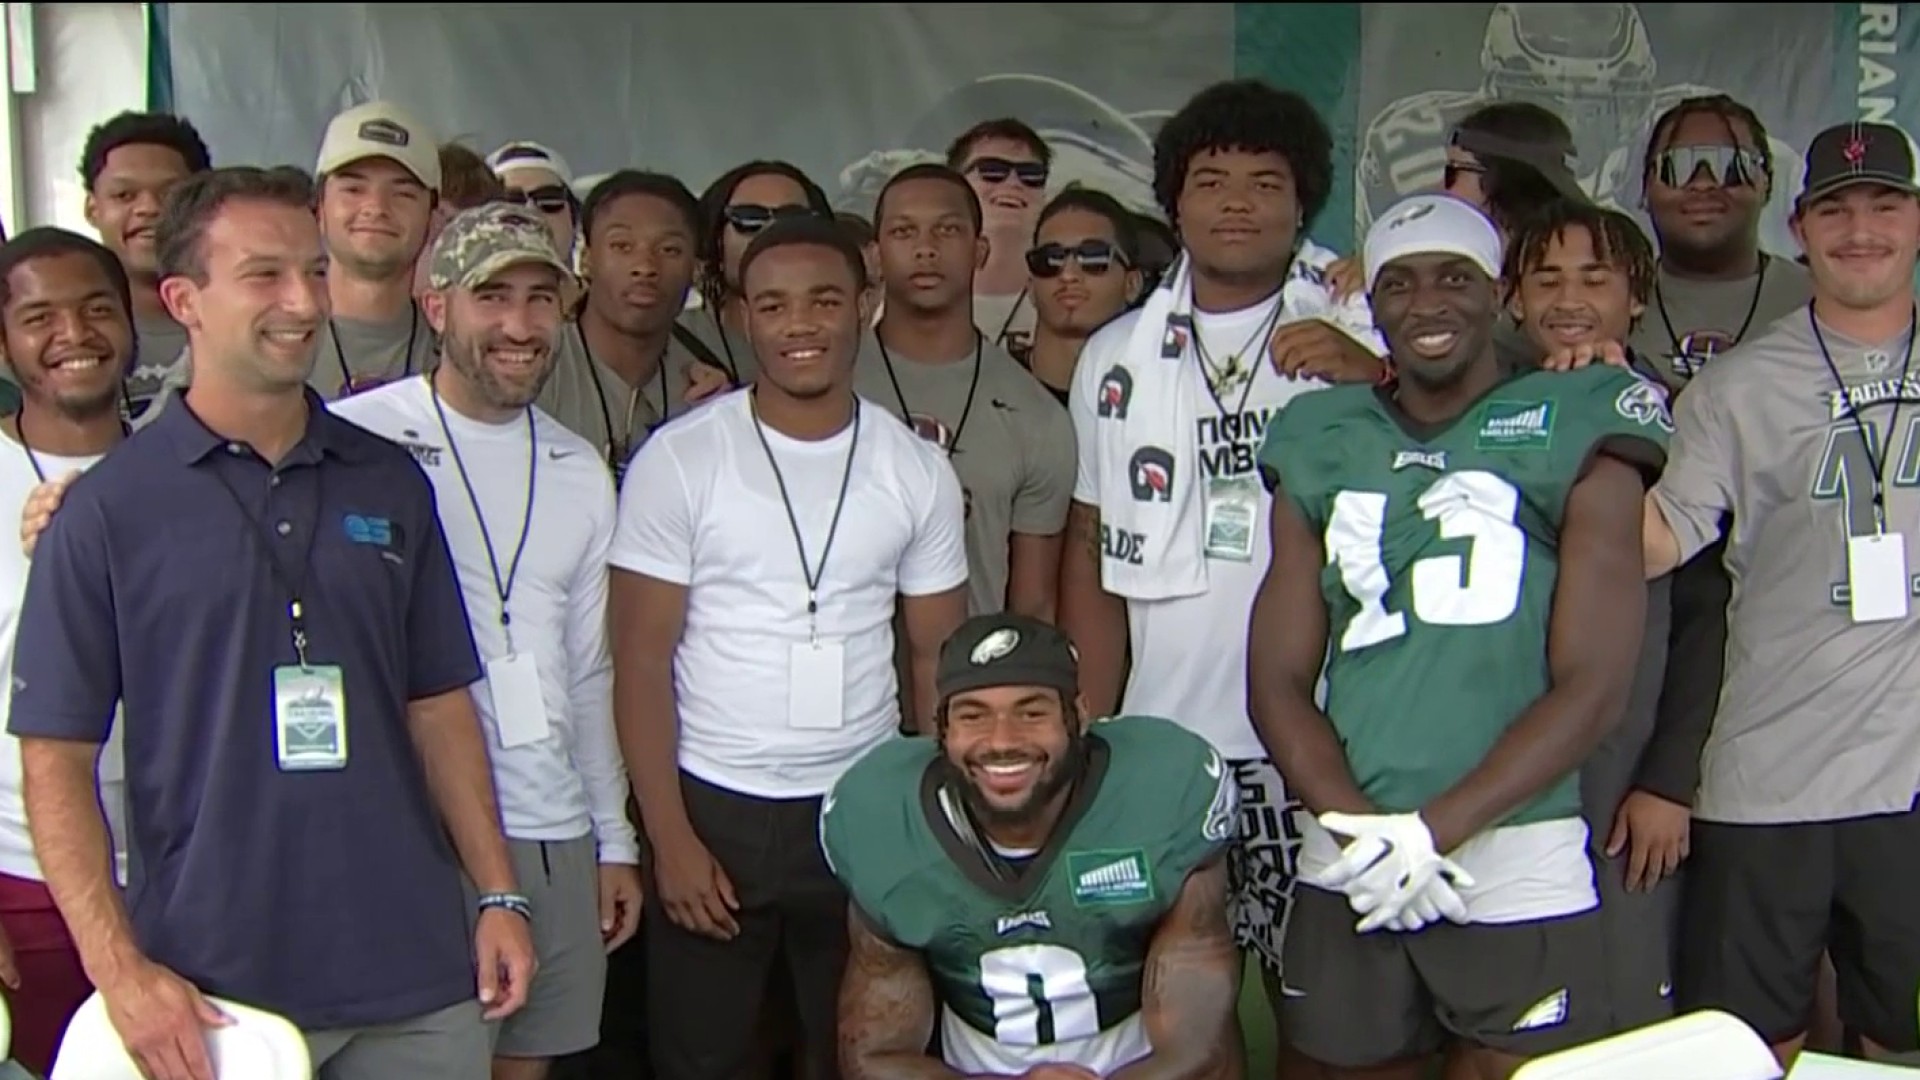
[1022,187,1145,405]
[948,119,1052,356]
[489,142,580,266]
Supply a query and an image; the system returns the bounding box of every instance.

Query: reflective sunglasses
[508,185,573,215]
[724,203,816,234]
[966,157,1049,189]
[1026,239,1129,278]
[1654,145,1767,189]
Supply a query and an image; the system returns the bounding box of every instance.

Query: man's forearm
[1109,863,1243,1080]
[1256,689,1373,818]
[1059,506,1127,714]
[407,692,517,894]
[22,740,141,985]
[617,657,691,844]
[1005,533,1062,624]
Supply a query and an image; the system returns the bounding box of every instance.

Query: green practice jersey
[821,715,1236,1075]
[1259,366,1669,825]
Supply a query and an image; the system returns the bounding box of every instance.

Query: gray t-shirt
[306,306,437,400]
[1652,308,1920,823]
[537,321,712,476]
[127,316,188,418]
[1629,256,1813,387]
[853,332,1076,615]
[678,309,757,386]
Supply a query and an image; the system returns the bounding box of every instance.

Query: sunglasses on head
[967,157,1049,189]
[508,186,572,215]
[724,203,815,234]
[1654,145,1767,189]
[1026,240,1129,278]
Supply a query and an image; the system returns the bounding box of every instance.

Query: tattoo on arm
[839,906,964,1080]
[1069,502,1101,565]
[1111,860,1244,1079]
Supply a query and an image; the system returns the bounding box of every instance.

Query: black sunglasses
[967,157,1049,189]
[1654,145,1767,189]
[1026,240,1128,278]
[508,185,573,215]
[1442,161,1487,189]
[724,203,815,234]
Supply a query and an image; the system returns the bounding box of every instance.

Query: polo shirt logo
[343,514,395,547]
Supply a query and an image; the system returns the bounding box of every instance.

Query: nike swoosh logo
[1204,753,1223,780]
[548,449,574,460]
[991,398,1014,410]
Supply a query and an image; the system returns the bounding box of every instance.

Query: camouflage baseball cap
[426,202,577,300]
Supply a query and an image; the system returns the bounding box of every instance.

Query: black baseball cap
[936,614,1079,704]
[1797,121,1920,209]
[1449,127,1588,206]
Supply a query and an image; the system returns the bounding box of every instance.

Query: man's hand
[474,907,538,1022]
[1326,253,1364,301]
[99,958,232,1080]
[1268,319,1386,384]
[1311,811,1475,933]
[21,471,78,558]
[684,362,731,406]
[1539,339,1631,373]
[598,861,644,952]
[651,828,740,941]
[1606,790,1691,892]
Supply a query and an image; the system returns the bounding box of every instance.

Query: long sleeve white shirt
[332,378,638,864]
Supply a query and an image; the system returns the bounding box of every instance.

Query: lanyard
[576,323,668,476]
[16,412,125,482]
[748,393,860,642]
[1811,302,1918,533]
[208,456,326,668]
[877,330,981,456]
[1655,256,1768,364]
[331,303,421,394]
[1193,293,1284,421]
[429,377,539,654]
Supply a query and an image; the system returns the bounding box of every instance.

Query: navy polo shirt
[7,392,484,1031]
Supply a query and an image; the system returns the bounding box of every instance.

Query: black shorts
[1280,884,1613,1067]
[1590,843,1678,1030]
[1679,800,1920,1050]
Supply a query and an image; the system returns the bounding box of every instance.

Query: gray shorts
[475,835,608,1059]
[306,1000,488,1080]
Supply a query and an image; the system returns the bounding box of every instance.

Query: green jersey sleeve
[1091,716,1239,887]
[1568,365,1673,479]
[820,735,941,941]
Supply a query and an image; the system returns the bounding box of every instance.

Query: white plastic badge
[788,641,846,730]
[272,664,349,771]
[487,653,551,749]
[1847,533,1910,623]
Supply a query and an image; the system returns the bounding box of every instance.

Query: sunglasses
[966,157,1049,189]
[724,203,816,234]
[1654,145,1767,189]
[1442,161,1487,189]
[1026,240,1129,278]
[508,186,572,215]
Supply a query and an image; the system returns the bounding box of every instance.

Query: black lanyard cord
[429,376,540,652]
[1811,302,1918,532]
[577,323,670,470]
[1655,256,1769,363]
[208,459,327,668]
[877,329,982,456]
[332,302,421,392]
[747,392,861,641]
[16,413,126,483]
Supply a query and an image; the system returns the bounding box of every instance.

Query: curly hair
[695,161,831,305]
[79,111,212,190]
[1503,201,1657,310]
[1151,79,1333,232]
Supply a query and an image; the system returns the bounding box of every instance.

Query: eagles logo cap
[1798,121,1920,210]
[1364,193,1503,291]
[936,614,1080,705]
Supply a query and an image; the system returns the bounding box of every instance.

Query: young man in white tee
[0,227,134,1076]
[330,203,642,1080]
[609,215,969,1080]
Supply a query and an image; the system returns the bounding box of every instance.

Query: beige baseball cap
[316,101,441,190]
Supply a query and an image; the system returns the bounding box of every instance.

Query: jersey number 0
[980,943,1101,1046]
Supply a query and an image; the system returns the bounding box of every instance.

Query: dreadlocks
[1503,201,1657,310]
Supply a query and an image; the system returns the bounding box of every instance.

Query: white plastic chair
[50,992,311,1080]
[1513,1009,1783,1080]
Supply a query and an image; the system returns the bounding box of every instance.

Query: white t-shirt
[1071,296,1332,760]
[0,439,127,883]
[330,379,639,863]
[612,390,968,798]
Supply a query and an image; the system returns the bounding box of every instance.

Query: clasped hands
[1309,811,1475,934]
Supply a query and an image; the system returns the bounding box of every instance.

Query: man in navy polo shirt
[8,165,536,1080]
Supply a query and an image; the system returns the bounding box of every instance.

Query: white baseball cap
[316,101,441,191]
[487,141,575,187]
[1363,193,1503,289]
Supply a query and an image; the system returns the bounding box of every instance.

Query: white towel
[1095,241,1383,602]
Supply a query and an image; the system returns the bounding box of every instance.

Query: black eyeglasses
[1654,145,1767,189]
[966,157,1049,189]
[1026,240,1128,278]
[724,203,815,234]
[508,186,572,215]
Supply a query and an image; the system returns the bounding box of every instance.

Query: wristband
[477,891,533,922]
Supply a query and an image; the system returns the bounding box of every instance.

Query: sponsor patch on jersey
[1474,400,1556,450]
[1613,380,1674,433]
[1067,849,1155,907]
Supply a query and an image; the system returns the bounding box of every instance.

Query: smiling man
[948,119,1053,355]
[826,614,1244,1078]
[1250,192,1668,1078]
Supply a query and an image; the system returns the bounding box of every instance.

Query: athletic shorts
[1280,884,1612,1068]
[1225,758,1302,975]
[1679,798,1920,1050]
[468,836,608,1059]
